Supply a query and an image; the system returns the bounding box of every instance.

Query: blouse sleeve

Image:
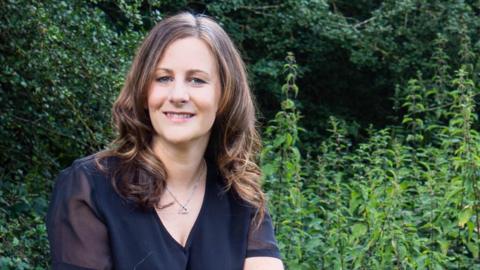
[46,162,112,270]
[246,209,281,258]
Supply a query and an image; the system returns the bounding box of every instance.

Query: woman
[47,12,283,270]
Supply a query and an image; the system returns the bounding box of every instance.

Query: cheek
[213,86,221,113]
[147,87,167,109]
[204,91,221,115]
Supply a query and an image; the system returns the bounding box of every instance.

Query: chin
[153,129,211,147]
[166,133,208,145]
[163,136,192,145]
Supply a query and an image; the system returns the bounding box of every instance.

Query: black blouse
[46,155,280,270]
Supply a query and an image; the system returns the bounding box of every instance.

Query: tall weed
[262,53,480,269]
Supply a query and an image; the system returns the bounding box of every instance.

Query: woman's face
[147,37,221,147]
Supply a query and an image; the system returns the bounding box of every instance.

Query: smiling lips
[163,111,195,123]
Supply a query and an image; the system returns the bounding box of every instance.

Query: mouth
[163,111,196,122]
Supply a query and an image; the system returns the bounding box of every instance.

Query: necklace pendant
[178,207,189,215]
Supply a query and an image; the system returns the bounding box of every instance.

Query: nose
[168,80,189,105]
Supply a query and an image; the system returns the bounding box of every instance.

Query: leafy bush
[261,58,480,269]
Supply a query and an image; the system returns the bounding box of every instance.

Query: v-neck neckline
[152,160,213,251]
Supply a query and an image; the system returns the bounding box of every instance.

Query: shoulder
[72,153,119,173]
[64,153,120,176]
[53,153,118,192]
[59,153,98,173]
[49,154,120,218]
[52,155,92,194]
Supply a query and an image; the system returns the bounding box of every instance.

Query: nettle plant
[261,52,309,269]
[261,52,480,269]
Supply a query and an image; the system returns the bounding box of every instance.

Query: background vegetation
[1,0,479,269]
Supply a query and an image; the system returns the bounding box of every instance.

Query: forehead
[157,37,218,73]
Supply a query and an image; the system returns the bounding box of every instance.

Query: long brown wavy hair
[96,12,266,224]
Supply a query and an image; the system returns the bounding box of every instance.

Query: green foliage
[261,53,309,268]
[1,0,141,268]
[261,54,480,268]
[2,0,480,269]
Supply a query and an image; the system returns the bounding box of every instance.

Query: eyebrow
[155,68,210,77]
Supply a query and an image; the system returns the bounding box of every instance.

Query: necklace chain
[162,159,206,215]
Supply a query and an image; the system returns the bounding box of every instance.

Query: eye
[155,76,173,84]
[190,77,207,86]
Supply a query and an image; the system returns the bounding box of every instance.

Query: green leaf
[437,239,449,255]
[273,135,285,148]
[466,242,479,259]
[262,164,276,176]
[458,206,473,228]
[285,133,293,147]
[351,223,367,239]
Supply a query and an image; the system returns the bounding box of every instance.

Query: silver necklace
[163,159,206,215]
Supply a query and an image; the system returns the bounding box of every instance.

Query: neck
[152,136,209,190]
